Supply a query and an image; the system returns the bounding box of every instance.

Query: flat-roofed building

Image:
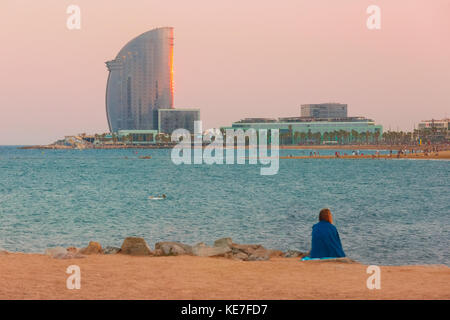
[301,103,348,118]
[418,119,449,130]
[417,118,450,143]
[157,108,200,134]
[234,118,277,123]
[117,130,158,144]
[223,117,382,145]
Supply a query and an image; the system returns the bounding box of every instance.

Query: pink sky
[1,0,449,145]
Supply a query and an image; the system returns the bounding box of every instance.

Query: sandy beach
[0,253,448,300]
[279,144,449,151]
[280,150,450,160]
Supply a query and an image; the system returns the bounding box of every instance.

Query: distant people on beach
[308,208,346,259]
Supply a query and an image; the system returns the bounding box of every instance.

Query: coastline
[279,144,449,151]
[2,145,448,300]
[15,144,450,160]
[280,150,450,160]
[1,253,448,299]
[17,143,449,151]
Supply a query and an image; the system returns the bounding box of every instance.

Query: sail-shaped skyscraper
[105,27,174,132]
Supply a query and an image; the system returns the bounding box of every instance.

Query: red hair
[319,208,333,224]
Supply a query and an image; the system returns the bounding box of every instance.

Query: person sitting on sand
[308,208,346,259]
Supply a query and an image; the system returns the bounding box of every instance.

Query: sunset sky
[1,0,449,145]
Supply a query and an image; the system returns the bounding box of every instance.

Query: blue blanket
[308,220,346,259]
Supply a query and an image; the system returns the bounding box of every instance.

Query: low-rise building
[416,118,449,143]
[117,130,157,144]
[418,119,449,130]
[157,108,200,134]
[222,104,382,145]
[224,117,382,145]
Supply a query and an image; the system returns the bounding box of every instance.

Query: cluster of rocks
[45,247,85,259]
[44,237,309,261]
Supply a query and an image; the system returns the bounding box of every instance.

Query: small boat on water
[148,194,167,200]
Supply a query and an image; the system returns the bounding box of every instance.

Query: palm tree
[294,132,300,144]
[330,130,338,143]
[374,131,380,145]
[300,132,307,145]
[344,131,351,145]
[365,131,371,144]
[280,132,288,145]
[307,130,312,144]
[288,125,293,145]
[313,132,322,145]
[337,130,346,145]
[351,130,358,144]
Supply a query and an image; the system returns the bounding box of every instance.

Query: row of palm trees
[280,129,382,145]
[94,132,175,144]
[284,129,448,146]
[381,129,449,145]
[94,127,448,146]
[381,131,414,145]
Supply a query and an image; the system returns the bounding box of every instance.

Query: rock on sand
[213,238,272,261]
[103,246,121,254]
[45,247,85,259]
[120,237,153,256]
[192,242,231,257]
[79,241,103,255]
[154,242,192,256]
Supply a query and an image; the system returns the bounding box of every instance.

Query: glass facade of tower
[105,27,174,132]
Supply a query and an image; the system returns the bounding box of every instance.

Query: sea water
[0,146,448,266]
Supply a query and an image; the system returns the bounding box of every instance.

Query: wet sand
[0,253,448,300]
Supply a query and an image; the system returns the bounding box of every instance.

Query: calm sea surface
[0,146,448,266]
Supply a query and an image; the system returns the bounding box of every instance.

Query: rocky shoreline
[37,237,315,262]
[2,241,448,299]
[1,237,358,264]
